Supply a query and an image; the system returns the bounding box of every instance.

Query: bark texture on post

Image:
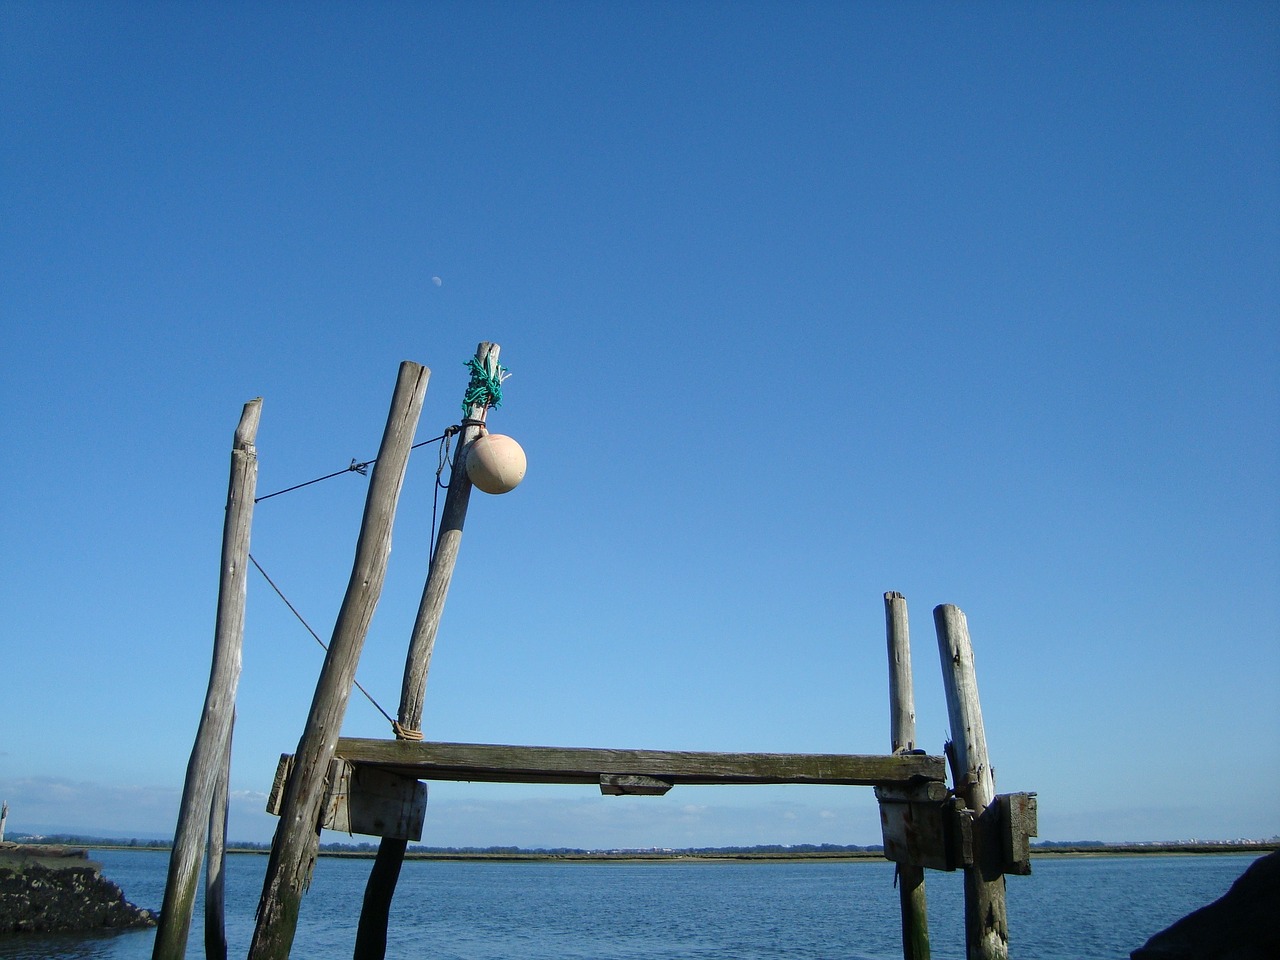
[354,342,500,960]
[153,398,261,960]
[934,604,1008,960]
[250,362,429,960]
[885,592,929,960]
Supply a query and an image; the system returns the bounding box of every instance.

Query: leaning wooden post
[153,397,261,960]
[204,711,233,960]
[250,362,430,960]
[934,604,1008,960]
[885,592,930,960]
[353,342,501,960]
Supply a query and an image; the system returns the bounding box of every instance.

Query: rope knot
[461,355,510,414]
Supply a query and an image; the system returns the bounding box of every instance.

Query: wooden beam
[333,739,945,786]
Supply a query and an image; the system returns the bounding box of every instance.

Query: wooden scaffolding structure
[154,345,1037,960]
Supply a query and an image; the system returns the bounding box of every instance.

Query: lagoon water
[0,850,1260,960]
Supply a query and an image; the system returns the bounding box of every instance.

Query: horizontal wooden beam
[333,739,946,787]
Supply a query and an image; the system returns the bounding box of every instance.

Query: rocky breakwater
[0,842,157,934]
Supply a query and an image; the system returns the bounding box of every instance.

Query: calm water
[0,850,1260,959]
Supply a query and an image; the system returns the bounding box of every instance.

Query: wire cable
[249,553,396,726]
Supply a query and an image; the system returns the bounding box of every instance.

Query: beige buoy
[465,433,526,494]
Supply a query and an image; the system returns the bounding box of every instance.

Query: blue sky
[1,2,1276,851]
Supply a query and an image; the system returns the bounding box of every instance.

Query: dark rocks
[0,843,157,934]
[1132,851,1280,960]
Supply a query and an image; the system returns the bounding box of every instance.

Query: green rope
[462,355,509,413]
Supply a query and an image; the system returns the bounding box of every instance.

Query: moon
[431,276,443,287]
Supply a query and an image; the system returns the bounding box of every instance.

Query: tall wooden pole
[885,592,930,960]
[934,604,1008,960]
[153,397,261,960]
[250,362,430,960]
[354,342,500,960]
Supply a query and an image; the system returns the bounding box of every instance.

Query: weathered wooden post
[153,397,261,960]
[250,362,430,960]
[884,592,930,960]
[934,604,1008,960]
[205,712,232,960]
[353,342,502,960]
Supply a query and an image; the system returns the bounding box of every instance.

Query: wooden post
[204,711,232,960]
[885,592,930,960]
[396,342,499,730]
[934,604,1008,960]
[354,342,500,960]
[153,398,261,960]
[250,362,430,960]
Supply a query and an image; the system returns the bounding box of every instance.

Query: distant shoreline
[58,841,1279,863]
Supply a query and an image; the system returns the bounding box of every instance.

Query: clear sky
[1,2,1276,851]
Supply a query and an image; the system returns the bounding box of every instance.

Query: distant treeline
[7,834,882,855]
[11,834,1276,857]
[8,834,174,849]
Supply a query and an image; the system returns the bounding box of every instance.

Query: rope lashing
[461,355,510,414]
[392,720,424,742]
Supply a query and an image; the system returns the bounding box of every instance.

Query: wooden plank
[154,398,260,960]
[875,781,948,804]
[883,590,931,960]
[333,739,945,786]
[996,792,1037,876]
[323,760,427,841]
[250,362,430,960]
[935,604,1009,960]
[877,795,952,873]
[600,775,673,796]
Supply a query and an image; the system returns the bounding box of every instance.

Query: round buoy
[465,433,526,494]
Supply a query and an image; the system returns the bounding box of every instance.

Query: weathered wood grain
[883,591,931,960]
[333,739,945,786]
[204,711,232,960]
[395,341,499,730]
[356,342,499,960]
[935,604,1008,960]
[996,792,1037,876]
[249,363,429,960]
[153,398,260,960]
